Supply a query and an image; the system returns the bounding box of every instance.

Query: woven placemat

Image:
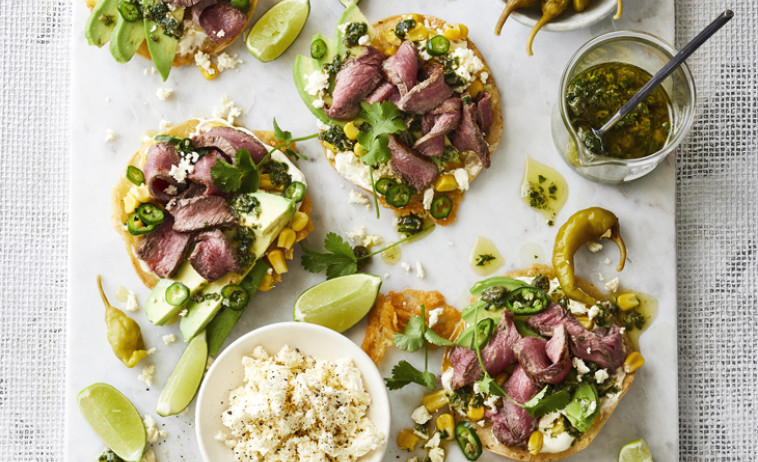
[675,1,758,459]
[0,0,755,460]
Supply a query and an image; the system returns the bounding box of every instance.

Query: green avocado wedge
[333,2,375,58]
[142,3,183,81]
[292,55,339,126]
[85,0,119,47]
[110,13,146,63]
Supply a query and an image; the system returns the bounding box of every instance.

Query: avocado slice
[142,2,183,81]
[292,55,342,127]
[179,192,297,341]
[333,2,376,58]
[311,33,335,67]
[564,382,599,432]
[145,264,207,326]
[110,14,146,63]
[85,0,119,47]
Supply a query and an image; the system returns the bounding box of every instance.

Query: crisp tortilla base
[321,14,503,225]
[112,119,314,289]
[444,264,637,461]
[85,0,257,67]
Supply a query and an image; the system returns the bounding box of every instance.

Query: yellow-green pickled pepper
[98,275,148,368]
[573,0,592,12]
[495,0,538,35]
[552,207,627,305]
[527,0,571,55]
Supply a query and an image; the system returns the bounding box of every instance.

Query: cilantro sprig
[355,101,406,218]
[300,226,434,279]
[385,305,453,391]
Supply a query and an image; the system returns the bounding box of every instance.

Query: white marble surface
[66,0,677,460]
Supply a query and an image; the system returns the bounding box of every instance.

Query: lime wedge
[77,383,146,462]
[339,0,359,6]
[246,0,310,62]
[156,331,208,417]
[619,438,654,462]
[293,274,382,332]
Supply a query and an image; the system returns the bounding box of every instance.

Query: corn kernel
[434,174,458,192]
[384,29,402,46]
[468,80,484,99]
[551,417,565,436]
[458,24,469,39]
[123,193,138,214]
[343,121,360,141]
[132,183,151,203]
[397,429,420,451]
[436,414,454,440]
[624,352,645,373]
[617,292,641,311]
[200,61,219,80]
[383,45,399,57]
[528,431,543,455]
[494,371,509,386]
[290,211,309,232]
[258,272,275,292]
[353,143,367,156]
[406,13,422,22]
[466,405,485,421]
[443,26,460,41]
[576,315,594,330]
[405,23,428,42]
[277,228,296,250]
[323,141,336,153]
[422,389,449,412]
[267,250,288,275]
[259,174,275,190]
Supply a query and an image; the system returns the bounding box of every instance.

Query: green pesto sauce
[566,62,672,159]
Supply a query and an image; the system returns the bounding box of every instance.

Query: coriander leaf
[424,328,454,347]
[385,360,436,391]
[235,149,259,193]
[323,232,356,259]
[272,118,305,160]
[523,388,571,418]
[299,233,358,280]
[210,158,242,193]
[393,316,426,352]
[359,101,406,139]
[326,260,357,280]
[360,132,391,167]
[475,375,506,397]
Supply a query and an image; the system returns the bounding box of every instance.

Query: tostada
[294,3,502,226]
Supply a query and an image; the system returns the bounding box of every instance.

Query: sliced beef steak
[527,303,626,370]
[397,65,454,114]
[452,96,491,168]
[143,142,186,203]
[166,195,237,232]
[189,229,239,281]
[512,324,571,385]
[326,47,385,120]
[388,134,438,191]
[382,41,418,95]
[194,0,247,44]
[136,215,192,278]
[491,365,540,447]
[476,92,493,134]
[166,0,207,7]
[366,82,400,104]
[414,97,461,157]
[188,149,225,196]
[450,312,522,389]
[192,126,268,163]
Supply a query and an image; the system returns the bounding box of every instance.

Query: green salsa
[566,62,672,159]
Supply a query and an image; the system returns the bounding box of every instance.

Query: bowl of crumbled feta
[195,321,390,462]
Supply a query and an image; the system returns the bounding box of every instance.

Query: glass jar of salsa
[552,31,696,184]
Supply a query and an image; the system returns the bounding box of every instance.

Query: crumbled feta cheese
[605,277,620,293]
[304,70,330,96]
[104,129,116,143]
[213,96,242,124]
[423,188,434,210]
[143,415,159,443]
[412,405,432,425]
[453,168,470,191]
[441,368,454,393]
[383,273,390,279]
[312,98,325,108]
[604,257,612,265]
[598,272,605,282]
[221,345,385,460]
[177,24,208,56]
[168,156,194,183]
[588,400,597,413]
[429,446,446,462]
[424,431,441,449]
[428,307,444,328]
[349,190,370,205]
[473,382,483,395]
[484,394,499,413]
[158,119,172,132]
[123,290,139,312]
[400,262,411,272]
[363,234,384,247]
[573,357,589,382]
[156,87,174,101]
[480,71,489,84]
[595,369,610,384]
[217,52,243,72]
[416,262,426,279]
[162,334,177,345]
[179,309,188,317]
[194,51,216,76]
[217,29,226,38]
[587,241,603,253]
[146,347,157,356]
[358,34,370,46]
[347,226,367,245]
[587,305,600,321]
[450,45,484,89]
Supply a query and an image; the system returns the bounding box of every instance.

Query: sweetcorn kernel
[383,45,399,57]
[290,211,309,232]
[200,61,219,80]
[277,228,296,250]
[528,431,543,455]
[132,184,151,203]
[617,292,641,311]
[468,80,484,99]
[624,352,645,373]
[436,414,454,439]
[123,194,138,215]
[343,122,359,141]
[353,143,368,156]
[397,429,419,451]
[434,174,458,192]
[422,390,449,412]
[384,29,402,46]
[576,315,594,330]
[267,250,288,274]
[466,405,485,421]
[405,23,428,42]
[258,272,275,292]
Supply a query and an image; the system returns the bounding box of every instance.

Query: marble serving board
[66,0,677,460]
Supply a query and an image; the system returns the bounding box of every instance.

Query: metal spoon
[590,9,734,151]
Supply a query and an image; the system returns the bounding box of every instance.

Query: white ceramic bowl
[493,0,619,31]
[195,322,391,462]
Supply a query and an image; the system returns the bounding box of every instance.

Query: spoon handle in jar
[599,9,733,134]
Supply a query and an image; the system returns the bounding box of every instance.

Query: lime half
[293,274,382,332]
[77,383,146,462]
[619,438,654,462]
[246,0,310,62]
[156,331,208,417]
